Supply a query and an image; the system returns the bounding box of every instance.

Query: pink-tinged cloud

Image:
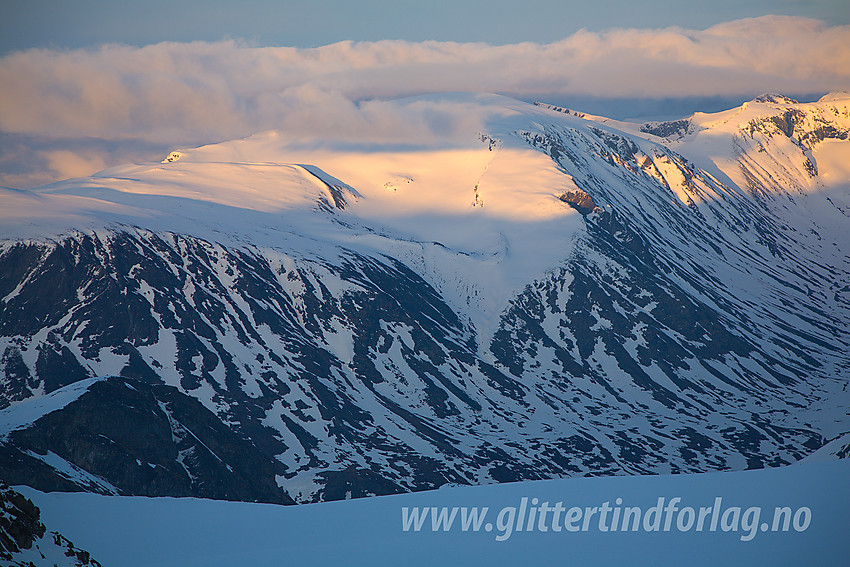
[0,16,848,188]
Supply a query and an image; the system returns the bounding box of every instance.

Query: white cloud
[1,15,848,188]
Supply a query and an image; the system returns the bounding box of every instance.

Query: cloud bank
[1,16,849,188]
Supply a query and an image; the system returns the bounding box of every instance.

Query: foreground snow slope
[19,459,850,567]
[1,93,848,502]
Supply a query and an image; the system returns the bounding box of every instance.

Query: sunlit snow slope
[1,93,848,502]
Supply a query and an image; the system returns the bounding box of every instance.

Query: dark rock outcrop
[0,483,101,566]
[558,189,600,215]
[1,377,294,504]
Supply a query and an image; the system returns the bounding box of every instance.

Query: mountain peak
[819,91,850,102]
[752,93,799,104]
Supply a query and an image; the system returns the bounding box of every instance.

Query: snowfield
[18,458,850,566]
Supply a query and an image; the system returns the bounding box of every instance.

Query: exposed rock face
[558,189,599,215]
[1,377,294,504]
[753,93,799,104]
[0,483,100,567]
[0,484,44,559]
[640,119,693,140]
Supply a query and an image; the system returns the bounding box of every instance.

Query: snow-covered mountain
[1,92,848,503]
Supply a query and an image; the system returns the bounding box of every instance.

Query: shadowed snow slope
[0,93,848,503]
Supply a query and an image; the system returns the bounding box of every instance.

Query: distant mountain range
[1,92,848,504]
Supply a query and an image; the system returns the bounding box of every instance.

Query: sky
[1,0,849,189]
[2,0,848,52]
